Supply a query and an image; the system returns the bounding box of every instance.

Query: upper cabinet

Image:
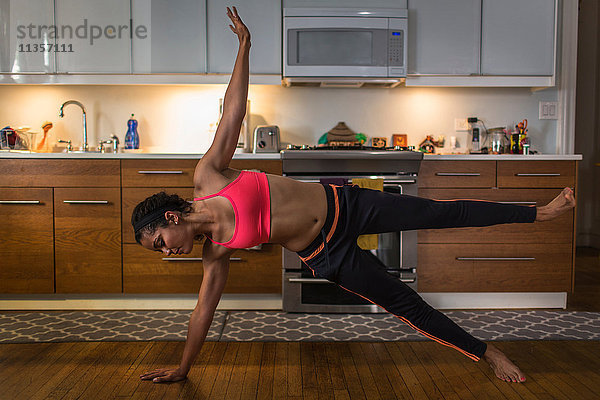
[0,0,56,73]
[407,0,481,75]
[131,0,206,73]
[207,0,280,74]
[480,0,555,76]
[55,0,131,73]
[406,0,556,87]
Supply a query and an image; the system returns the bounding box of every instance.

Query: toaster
[253,125,280,153]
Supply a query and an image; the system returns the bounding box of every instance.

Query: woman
[136,7,576,384]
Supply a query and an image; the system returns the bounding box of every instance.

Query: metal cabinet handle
[162,257,242,262]
[515,173,561,176]
[288,278,331,284]
[138,170,183,174]
[384,179,417,185]
[0,200,41,204]
[456,257,535,261]
[498,201,537,205]
[400,278,416,283]
[63,200,109,204]
[435,172,481,176]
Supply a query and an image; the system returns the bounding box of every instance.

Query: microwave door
[284,17,389,77]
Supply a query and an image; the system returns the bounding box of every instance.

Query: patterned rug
[0,310,598,343]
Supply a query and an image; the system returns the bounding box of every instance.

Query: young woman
[136,7,576,385]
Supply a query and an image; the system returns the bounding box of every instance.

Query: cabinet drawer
[121,159,282,188]
[124,243,282,294]
[122,187,195,243]
[0,159,120,187]
[54,188,121,293]
[419,160,496,188]
[122,160,197,187]
[417,188,573,243]
[0,188,54,293]
[418,243,572,292]
[497,161,575,188]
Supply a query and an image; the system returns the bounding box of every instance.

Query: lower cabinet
[418,243,572,292]
[123,243,282,294]
[0,188,54,293]
[54,188,122,293]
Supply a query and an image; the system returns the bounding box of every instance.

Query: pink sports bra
[194,170,271,249]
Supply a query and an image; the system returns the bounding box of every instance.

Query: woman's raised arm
[198,6,250,173]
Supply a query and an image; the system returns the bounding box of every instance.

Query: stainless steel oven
[281,147,423,313]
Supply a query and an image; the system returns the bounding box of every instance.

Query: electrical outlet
[454,118,469,131]
[539,101,558,120]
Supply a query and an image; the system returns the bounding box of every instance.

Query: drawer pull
[456,257,535,261]
[63,200,109,204]
[435,172,481,176]
[288,278,331,284]
[515,173,561,177]
[0,200,41,204]
[138,170,183,174]
[498,201,537,205]
[162,257,243,262]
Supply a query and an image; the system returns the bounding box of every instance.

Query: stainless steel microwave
[283,8,408,85]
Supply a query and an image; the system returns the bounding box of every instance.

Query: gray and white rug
[0,310,598,343]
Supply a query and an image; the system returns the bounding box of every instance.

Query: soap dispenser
[124,114,140,149]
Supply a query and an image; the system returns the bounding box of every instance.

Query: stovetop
[285,144,416,151]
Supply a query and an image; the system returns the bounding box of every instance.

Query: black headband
[133,206,174,234]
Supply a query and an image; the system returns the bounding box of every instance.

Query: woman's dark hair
[131,191,193,244]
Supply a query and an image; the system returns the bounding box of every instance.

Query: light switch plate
[539,101,558,120]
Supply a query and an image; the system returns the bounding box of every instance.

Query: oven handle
[295,179,417,184]
[288,278,332,284]
[288,277,416,283]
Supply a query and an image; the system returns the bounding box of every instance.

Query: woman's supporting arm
[200,6,251,172]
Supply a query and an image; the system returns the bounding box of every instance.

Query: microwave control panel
[388,30,404,66]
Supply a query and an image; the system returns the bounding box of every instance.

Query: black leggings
[297,184,537,361]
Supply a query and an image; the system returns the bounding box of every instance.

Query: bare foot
[483,343,526,383]
[535,187,576,222]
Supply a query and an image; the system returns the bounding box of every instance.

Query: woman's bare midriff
[266,174,329,252]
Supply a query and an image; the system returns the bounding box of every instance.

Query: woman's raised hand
[227,6,250,44]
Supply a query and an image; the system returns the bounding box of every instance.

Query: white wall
[0,84,558,154]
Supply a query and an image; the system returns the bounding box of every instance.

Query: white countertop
[0,151,282,159]
[0,151,582,160]
[423,153,582,160]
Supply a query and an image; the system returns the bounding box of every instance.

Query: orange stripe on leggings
[299,185,340,263]
[338,284,481,362]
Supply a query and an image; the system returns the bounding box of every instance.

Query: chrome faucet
[59,100,88,151]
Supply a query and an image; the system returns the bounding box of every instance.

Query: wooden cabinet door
[123,243,282,294]
[418,243,572,292]
[0,188,54,293]
[54,188,121,293]
[418,160,496,188]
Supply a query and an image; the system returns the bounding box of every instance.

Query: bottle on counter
[124,114,140,149]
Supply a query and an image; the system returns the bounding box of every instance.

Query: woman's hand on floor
[140,367,187,383]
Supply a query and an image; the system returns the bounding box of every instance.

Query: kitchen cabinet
[0,0,55,73]
[131,0,206,73]
[121,158,283,294]
[481,0,555,76]
[283,0,407,7]
[407,0,481,75]
[407,0,556,86]
[417,160,576,293]
[54,188,122,293]
[0,188,54,293]
[207,0,281,74]
[54,0,131,73]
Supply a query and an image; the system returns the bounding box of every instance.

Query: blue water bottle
[124,114,140,149]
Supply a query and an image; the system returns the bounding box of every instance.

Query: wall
[0,84,558,154]
[575,0,600,249]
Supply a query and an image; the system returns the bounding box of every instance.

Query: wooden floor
[1,341,600,399]
[0,247,598,400]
